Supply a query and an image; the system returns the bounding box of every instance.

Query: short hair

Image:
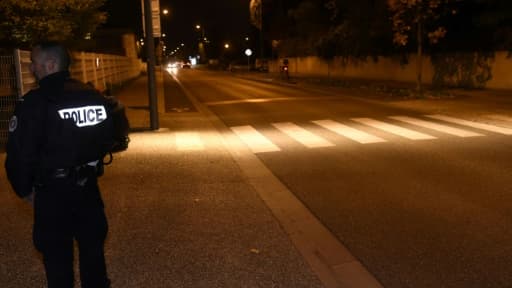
[33,41,71,70]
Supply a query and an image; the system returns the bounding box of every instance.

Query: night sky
[103,0,253,54]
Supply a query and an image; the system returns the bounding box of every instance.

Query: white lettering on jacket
[57,105,107,127]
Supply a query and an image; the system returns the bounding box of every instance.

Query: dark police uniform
[5,70,114,288]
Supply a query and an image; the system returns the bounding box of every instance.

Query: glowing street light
[245,49,252,72]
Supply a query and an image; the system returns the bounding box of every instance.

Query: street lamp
[195,24,205,38]
[195,24,207,63]
[159,8,173,63]
[245,49,252,72]
[161,8,170,32]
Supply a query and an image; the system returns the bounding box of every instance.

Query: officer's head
[30,41,71,81]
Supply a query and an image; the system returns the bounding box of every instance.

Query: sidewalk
[0,73,324,287]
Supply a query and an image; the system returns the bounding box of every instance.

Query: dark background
[102,0,254,58]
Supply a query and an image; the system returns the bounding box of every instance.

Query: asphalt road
[171,68,512,288]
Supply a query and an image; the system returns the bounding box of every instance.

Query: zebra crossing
[133,114,512,153]
[231,114,512,154]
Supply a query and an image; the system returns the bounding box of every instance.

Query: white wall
[271,52,512,89]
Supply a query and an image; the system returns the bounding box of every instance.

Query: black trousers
[33,171,110,288]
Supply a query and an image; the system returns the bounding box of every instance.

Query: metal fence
[0,55,17,144]
[69,51,142,93]
[0,49,143,145]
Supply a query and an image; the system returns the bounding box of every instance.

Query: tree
[279,0,330,57]
[250,0,302,59]
[387,0,460,94]
[0,0,106,48]
[469,0,512,52]
[319,0,392,61]
[250,0,263,30]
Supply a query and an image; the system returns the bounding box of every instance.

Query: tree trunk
[416,16,423,96]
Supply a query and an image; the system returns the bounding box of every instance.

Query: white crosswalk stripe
[312,119,386,144]
[230,125,281,153]
[389,116,484,137]
[351,118,437,140]
[484,114,512,125]
[426,114,512,135]
[175,132,204,151]
[271,122,335,148]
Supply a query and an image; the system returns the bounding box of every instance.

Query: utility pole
[260,0,264,60]
[142,0,159,130]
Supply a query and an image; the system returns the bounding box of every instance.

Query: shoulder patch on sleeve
[8,115,17,132]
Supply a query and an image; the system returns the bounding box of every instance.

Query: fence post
[80,52,87,83]
[107,56,113,87]
[100,55,106,92]
[13,49,24,98]
[92,54,98,88]
[114,57,119,86]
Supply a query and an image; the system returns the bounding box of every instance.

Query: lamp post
[245,49,252,72]
[142,0,159,130]
[195,24,207,63]
[160,8,170,60]
[195,24,205,38]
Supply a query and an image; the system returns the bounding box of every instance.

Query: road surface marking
[389,116,484,137]
[426,114,512,135]
[484,114,512,125]
[175,132,204,151]
[272,122,335,148]
[352,118,437,140]
[230,125,281,153]
[312,119,386,144]
[205,96,341,106]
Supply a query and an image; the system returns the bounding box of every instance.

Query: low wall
[487,52,512,89]
[270,51,512,90]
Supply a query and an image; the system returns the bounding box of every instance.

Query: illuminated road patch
[175,132,204,151]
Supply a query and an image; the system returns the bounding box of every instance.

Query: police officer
[5,42,114,288]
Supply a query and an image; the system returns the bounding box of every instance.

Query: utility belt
[42,161,102,186]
